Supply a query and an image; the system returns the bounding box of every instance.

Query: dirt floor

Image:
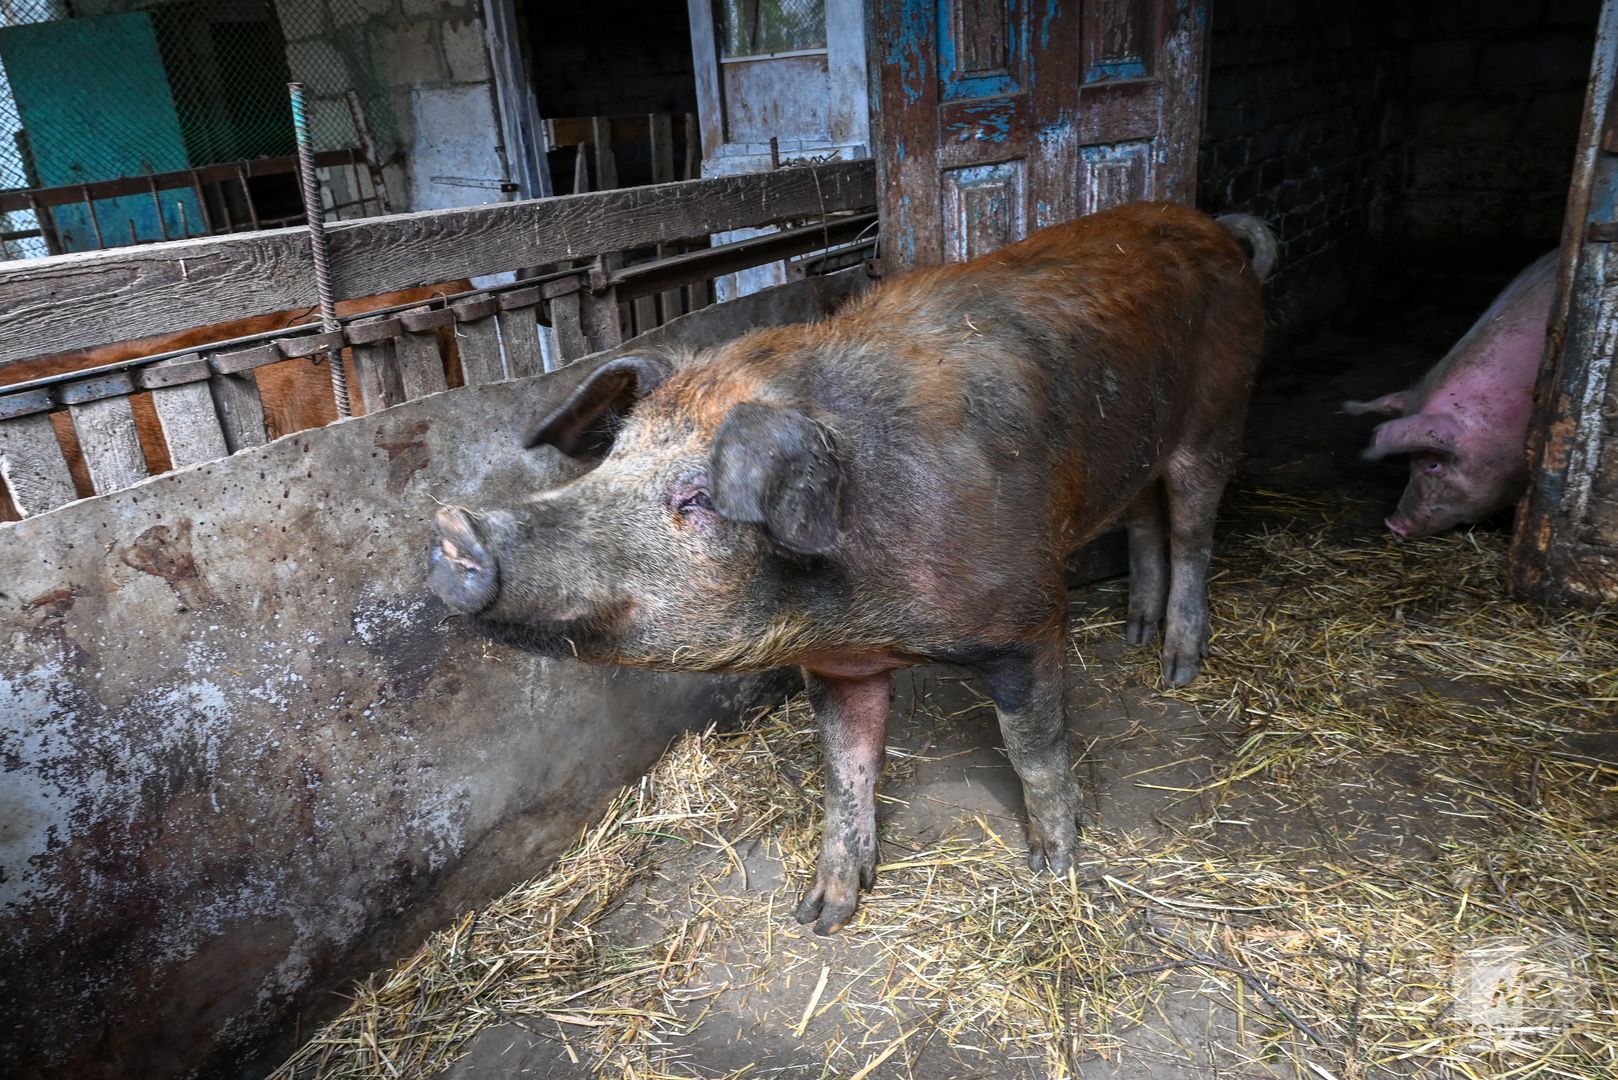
[276,269,1618,1080]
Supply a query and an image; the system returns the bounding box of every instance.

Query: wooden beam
[0,161,877,368]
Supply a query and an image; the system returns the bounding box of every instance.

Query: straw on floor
[274,489,1618,1080]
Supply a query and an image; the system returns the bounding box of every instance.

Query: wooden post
[541,278,589,365]
[648,113,682,327]
[395,308,451,401]
[206,348,270,453]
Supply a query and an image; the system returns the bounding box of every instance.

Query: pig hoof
[794,858,873,935]
[1025,821,1078,875]
[794,887,861,935]
[1162,652,1201,687]
[1125,616,1159,646]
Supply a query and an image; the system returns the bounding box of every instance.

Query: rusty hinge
[1588,221,1618,243]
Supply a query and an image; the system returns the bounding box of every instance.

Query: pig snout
[430,505,501,614]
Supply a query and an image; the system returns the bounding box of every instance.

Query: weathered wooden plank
[500,299,547,377]
[0,161,877,368]
[452,300,505,386]
[348,318,404,413]
[582,286,625,354]
[207,351,269,453]
[67,395,146,495]
[394,315,449,402]
[0,411,77,516]
[649,113,682,327]
[149,354,229,468]
[1509,0,1618,606]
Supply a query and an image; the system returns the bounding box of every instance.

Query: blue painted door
[873,0,1207,271]
[0,12,203,251]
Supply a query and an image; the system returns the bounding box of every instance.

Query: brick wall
[1198,0,1407,342]
[1400,0,1598,263]
[1199,0,1600,342]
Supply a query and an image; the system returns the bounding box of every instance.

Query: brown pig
[429,203,1275,933]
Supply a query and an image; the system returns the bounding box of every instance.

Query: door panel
[873,0,1206,274]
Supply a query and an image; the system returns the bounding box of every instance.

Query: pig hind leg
[1160,438,1241,686]
[975,631,1078,873]
[795,670,892,935]
[1123,485,1170,646]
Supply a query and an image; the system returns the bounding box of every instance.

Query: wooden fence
[0,160,878,521]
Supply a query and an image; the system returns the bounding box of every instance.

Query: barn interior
[268,4,1618,1079]
[3,1,1615,1079]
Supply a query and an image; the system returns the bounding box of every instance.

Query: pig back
[1408,252,1558,419]
[824,203,1262,533]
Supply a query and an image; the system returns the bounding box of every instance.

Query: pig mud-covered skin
[1346,251,1557,538]
[430,203,1275,933]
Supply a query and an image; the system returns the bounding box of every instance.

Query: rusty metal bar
[81,186,103,248]
[290,81,352,419]
[237,165,260,230]
[0,150,371,215]
[148,177,169,241]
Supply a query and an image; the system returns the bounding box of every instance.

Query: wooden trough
[0,163,876,1079]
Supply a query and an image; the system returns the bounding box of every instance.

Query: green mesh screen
[0,0,395,259]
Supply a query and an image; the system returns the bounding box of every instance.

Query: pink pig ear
[1343,391,1413,417]
[1361,414,1463,461]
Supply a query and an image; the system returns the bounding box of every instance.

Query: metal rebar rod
[289,81,352,419]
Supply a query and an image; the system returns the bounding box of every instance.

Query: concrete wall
[273,0,507,212]
[0,373,789,1079]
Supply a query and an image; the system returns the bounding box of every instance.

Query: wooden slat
[543,285,589,365]
[207,351,268,453]
[67,395,146,494]
[452,306,505,387]
[349,318,404,413]
[0,412,77,516]
[395,327,449,402]
[148,354,229,468]
[0,161,876,368]
[649,113,682,327]
[499,306,546,377]
[582,287,625,354]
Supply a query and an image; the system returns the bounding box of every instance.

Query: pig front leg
[1122,485,1169,646]
[976,632,1078,873]
[795,670,892,935]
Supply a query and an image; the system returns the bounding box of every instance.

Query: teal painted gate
[0,12,203,250]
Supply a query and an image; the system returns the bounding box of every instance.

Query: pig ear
[523,354,673,455]
[1361,414,1462,461]
[1343,391,1412,417]
[709,402,843,556]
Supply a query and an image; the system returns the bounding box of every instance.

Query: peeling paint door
[1510,0,1618,604]
[872,0,1207,273]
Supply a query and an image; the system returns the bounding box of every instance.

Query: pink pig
[1346,251,1558,538]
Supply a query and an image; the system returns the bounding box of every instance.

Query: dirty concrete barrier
[0,375,792,1078]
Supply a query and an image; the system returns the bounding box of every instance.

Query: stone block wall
[274,0,505,214]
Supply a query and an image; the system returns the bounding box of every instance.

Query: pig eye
[677,488,715,515]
